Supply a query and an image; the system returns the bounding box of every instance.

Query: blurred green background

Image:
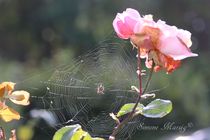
[0,0,209,140]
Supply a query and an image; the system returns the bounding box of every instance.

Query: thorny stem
[109,47,154,140]
[137,46,143,97]
[142,62,154,95]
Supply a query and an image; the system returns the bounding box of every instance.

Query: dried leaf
[0,106,20,122]
[0,82,16,98]
[9,91,30,106]
[1,82,15,93]
[9,129,16,140]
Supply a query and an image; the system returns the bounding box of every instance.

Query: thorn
[141,93,156,99]
[136,70,140,75]
[109,113,120,124]
[141,70,146,72]
[130,41,137,49]
[137,70,146,76]
[141,73,146,76]
[131,86,140,93]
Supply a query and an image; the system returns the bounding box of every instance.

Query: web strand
[16,36,164,139]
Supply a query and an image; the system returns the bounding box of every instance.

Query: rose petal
[156,20,178,37]
[113,16,126,38]
[124,8,141,20]
[157,20,193,48]
[177,29,192,47]
[115,20,133,39]
[9,91,30,106]
[134,16,155,34]
[158,36,198,60]
[113,8,141,39]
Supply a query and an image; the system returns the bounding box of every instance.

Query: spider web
[15,36,152,140]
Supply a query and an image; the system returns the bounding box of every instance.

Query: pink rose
[113,8,198,73]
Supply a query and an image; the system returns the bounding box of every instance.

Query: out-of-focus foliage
[0,0,209,140]
[53,124,104,140]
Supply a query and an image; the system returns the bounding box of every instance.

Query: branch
[0,127,6,140]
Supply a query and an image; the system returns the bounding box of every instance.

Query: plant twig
[0,127,6,140]
[109,47,154,140]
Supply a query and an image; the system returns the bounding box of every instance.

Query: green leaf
[71,129,92,140]
[53,124,105,140]
[53,124,81,140]
[142,99,172,118]
[117,103,144,117]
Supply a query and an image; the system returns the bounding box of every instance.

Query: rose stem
[109,46,154,140]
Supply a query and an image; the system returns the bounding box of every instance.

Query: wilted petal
[130,33,149,48]
[157,52,181,73]
[0,106,20,122]
[148,50,181,73]
[158,36,198,60]
[9,91,30,106]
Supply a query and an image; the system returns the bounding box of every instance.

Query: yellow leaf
[9,91,30,106]
[0,106,20,122]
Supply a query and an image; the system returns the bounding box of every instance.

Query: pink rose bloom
[113,8,198,73]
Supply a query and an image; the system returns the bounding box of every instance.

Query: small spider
[97,83,105,95]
